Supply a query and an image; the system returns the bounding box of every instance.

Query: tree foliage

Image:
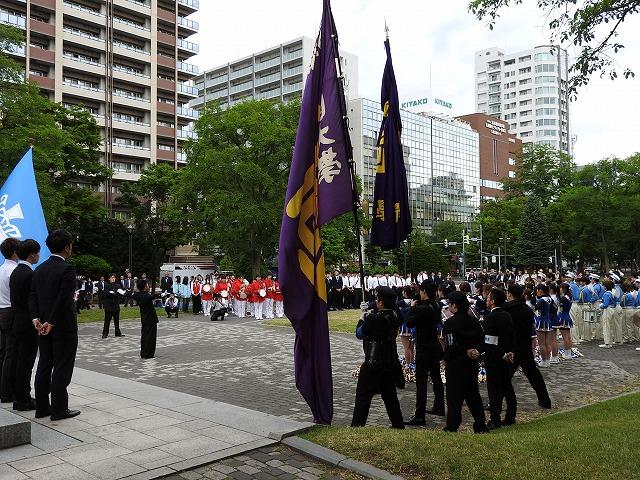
[69,254,112,278]
[513,195,554,268]
[468,0,640,94]
[178,99,300,278]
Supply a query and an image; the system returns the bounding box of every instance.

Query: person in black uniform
[29,229,80,421]
[502,284,551,414]
[442,291,486,433]
[351,286,404,429]
[330,271,343,311]
[102,274,124,338]
[9,240,40,411]
[405,280,444,425]
[96,276,105,309]
[134,280,160,359]
[483,288,516,430]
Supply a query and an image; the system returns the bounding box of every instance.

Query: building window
[520,110,532,117]
[518,55,531,62]
[518,67,531,74]
[519,99,532,106]
[508,157,516,166]
[508,171,516,178]
[518,78,532,85]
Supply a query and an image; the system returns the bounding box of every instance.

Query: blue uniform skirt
[558,311,573,329]
[535,316,552,332]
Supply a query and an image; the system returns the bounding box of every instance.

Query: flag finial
[384,19,389,40]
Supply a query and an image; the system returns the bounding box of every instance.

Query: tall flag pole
[370,30,412,250]
[0,148,51,267]
[278,0,355,425]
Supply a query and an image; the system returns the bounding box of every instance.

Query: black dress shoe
[50,409,81,421]
[0,396,13,403]
[538,401,552,409]
[13,399,36,411]
[404,416,426,426]
[486,421,501,431]
[115,333,125,337]
[425,408,446,416]
[502,419,516,426]
[35,409,51,419]
[101,335,108,339]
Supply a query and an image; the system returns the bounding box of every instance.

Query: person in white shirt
[0,238,20,402]
[404,274,413,287]
[366,275,379,301]
[378,274,388,287]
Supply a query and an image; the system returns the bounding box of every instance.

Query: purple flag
[370,39,412,250]
[278,0,352,425]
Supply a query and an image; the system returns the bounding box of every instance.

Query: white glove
[360,302,369,313]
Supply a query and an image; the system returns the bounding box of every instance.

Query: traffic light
[463,235,470,245]
[444,239,448,248]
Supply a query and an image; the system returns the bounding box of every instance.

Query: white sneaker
[635,347,640,351]
[598,344,612,348]
[539,360,550,367]
[550,357,559,364]
[562,352,572,359]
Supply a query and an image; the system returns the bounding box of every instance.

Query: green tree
[69,254,112,278]
[502,143,575,204]
[513,195,553,268]
[469,0,639,94]
[178,99,300,278]
[409,230,448,275]
[118,164,187,289]
[476,197,524,268]
[0,25,24,83]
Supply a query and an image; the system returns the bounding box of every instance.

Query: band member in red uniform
[191,275,202,315]
[263,275,275,319]
[273,277,284,318]
[250,275,266,320]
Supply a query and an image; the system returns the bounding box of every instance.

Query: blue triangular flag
[0,148,51,266]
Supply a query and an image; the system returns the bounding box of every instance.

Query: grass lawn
[77,306,163,324]
[264,309,360,334]
[302,392,640,480]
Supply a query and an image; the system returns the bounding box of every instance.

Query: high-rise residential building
[190,37,358,112]
[457,113,522,202]
[349,98,480,232]
[1,0,201,217]
[474,46,571,155]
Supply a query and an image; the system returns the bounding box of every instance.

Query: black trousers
[353,289,363,309]
[97,292,104,309]
[510,350,551,409]
[351,363,405,429]
[0,309,16,400]
[414,350,444,417]
[181,296,190,312]
[35,332,78,415]
[445,363,486,432]
[165,306,179,316]
[13,332,38,404]
[102,310,121,336]
[192,295,202,314]
[211,309,225,321]
[140,321,157,358]
[486,364,516,426]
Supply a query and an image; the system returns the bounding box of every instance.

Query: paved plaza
[75,313,640,428]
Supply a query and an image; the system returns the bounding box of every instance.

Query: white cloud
[189,0,640,164]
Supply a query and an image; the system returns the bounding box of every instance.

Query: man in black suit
[123,273,135,307]
[10,239,40,411]
[483,287,515,430]
[0,237,21,403]
[330,271,343,310]
[96,276,105,309]
[28,230,80,421]
[160,272,173,295]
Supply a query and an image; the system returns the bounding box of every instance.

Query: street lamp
[499,233,511,271]
[127,223,134,273]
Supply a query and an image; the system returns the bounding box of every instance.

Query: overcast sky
[189,0,640,165]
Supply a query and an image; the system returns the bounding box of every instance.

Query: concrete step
[0,408,30,449]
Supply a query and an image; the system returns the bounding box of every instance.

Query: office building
[1,0,201,216]
[349,98,480,232]
[190,37,358,111]
[457,113,521,201]
[474,46,571,155]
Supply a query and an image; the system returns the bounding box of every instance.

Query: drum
[583,309,599,323]
[221,290,229,298]
[259,289,267,298]
[239,292,247,300]
[203,284,212,293]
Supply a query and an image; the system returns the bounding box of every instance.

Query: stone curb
[282,436,405,480]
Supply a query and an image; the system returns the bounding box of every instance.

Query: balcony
[282,50,303,63]
[177,0,199,14]
[29,75,54,91]
[255,57,280,72]
[177,106,199,119]
[157,101,175,115]
[177,83,198,97]
[158,31,175,47]
[177,61,199,75]
[119,0,151,15]
[158,78,176,93]
[32,0,56,10]
[157,54,175,69]
[157,148,175,161]
[1,10,26,29]
[205,74,227,86]
[2,44,25,57]
[30,18,55,36]
[177,130,197,139]
[283,65,303,78]
[229,65,252,80]
[63,27,104,50]
[177,16,198,33]
[255,72,280,87]
[177,38,199,55]
[230,81,252,95]
[177,152,187,162]
[283,82,302,95]
[157,125,175,138]
[255,88,280,101]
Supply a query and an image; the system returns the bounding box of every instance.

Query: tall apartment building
[349,98,480,232]
[474,46,571,155]
[190,37,358,112]
[0,0,201,217]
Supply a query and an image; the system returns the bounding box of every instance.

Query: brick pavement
[75,313,640,428]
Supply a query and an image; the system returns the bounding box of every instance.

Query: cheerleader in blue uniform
[558,283,574,359]
[534,284,552,367]
[397,286,416,366]
[548,283,561,364]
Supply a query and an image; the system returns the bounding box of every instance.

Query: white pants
[570,303,582,343]
[263,298,274,319]
[591,302,601,340]
[622,308,635,342]
[613,305,624,343]
[254,301,264,320]
[573,303,587,342]
[275,300,284,318]
[236,300,246,318]
[202,299,212,316]
[601,308,615,346]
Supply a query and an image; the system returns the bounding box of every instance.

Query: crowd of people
[350,267,640,432]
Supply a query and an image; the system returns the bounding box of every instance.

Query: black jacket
[10,263,36,338]
[502,299,535,353]
[28,256,77,334]
[482,307,515,368]
[357,309,402,366]
[103,281,122,312]
[442,311,484,368]
[134,292,160,324]
[160,276,173,293]
[406,299,442,358]
[331,276,343,291]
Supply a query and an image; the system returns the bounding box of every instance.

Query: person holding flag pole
[278,0,364,425]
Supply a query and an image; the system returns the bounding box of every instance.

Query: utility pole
[462,228,466,278]
[479,223,484,270]
[498,246,501,272]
